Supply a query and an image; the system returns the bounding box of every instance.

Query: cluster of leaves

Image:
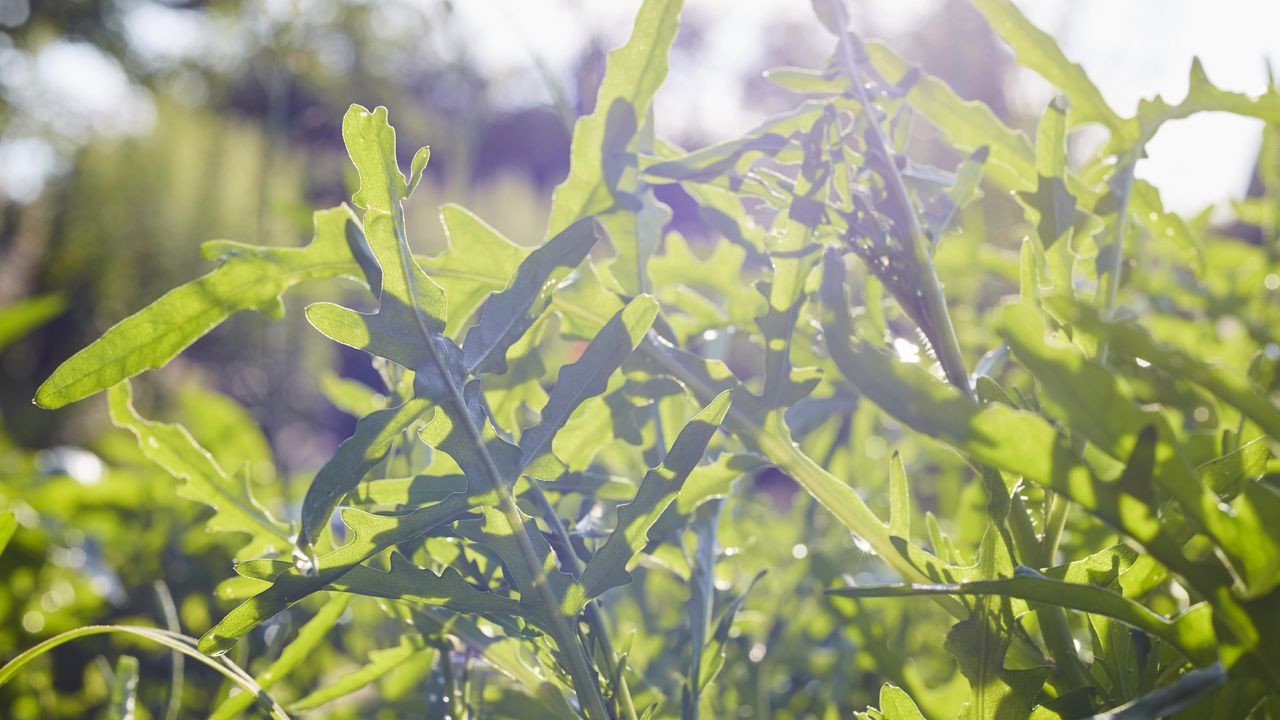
[8,0,1280,717]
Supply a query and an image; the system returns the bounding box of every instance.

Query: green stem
[1098,158,1138,365]
[685,500,721,719]
[393,209,607,719]
[828,2,971,398]
[1008,495,1089,689]
[527,482,639,720]
[1040,490,1071,565]
[1007,493,1041,564]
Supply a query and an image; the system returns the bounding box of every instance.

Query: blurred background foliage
[1,1,1276,718]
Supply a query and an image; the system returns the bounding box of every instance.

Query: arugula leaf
[37,208,358,409]
[107,382,291,561]
[547,0,683,235]
[577,390,731,601]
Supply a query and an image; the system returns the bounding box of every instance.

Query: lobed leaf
[547,0,683,235]
[1134,58,1280,146]
[462,217,598,375]
[577,390,732,602]
[199,497,471,656]
[969,0,1127,137]
[107,382,291,561]
[518,295,659,466]
[422,203,530,333]
[298,398,434,550]
[36,208,358,409]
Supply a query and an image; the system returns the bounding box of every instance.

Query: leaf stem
[1098,158,1138,364]
[828,1,972,397]
[527,482,639,720]
[1007,495,1089,689]
[392,207,609,720]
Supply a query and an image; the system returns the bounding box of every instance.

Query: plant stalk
[393,206,609,720]
[1098,158,1138,365]
[828,0,972,398]
[527,482,640,720]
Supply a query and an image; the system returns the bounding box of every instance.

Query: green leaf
[484,312,555,431]
[1135,57,1280,145]
[36,208,357,409]
[944,617,1050,720]
[547,0,683,235]
[1001,301,1280,596]
[1017,98,1077,249]
[878,683,927,720]
[423,203,529,333]
[1044,544,1138,586]
[287,636,435,712]
[319,373,386,417]
[578,390,732,601]
[1045,296,1280,442]
[329,552,523,616]
[1196,437,1271,498]
[832,572,1215,666]
[865,41,1036,192]
[200,498,470,656]
[644,105,819,183]
[345,104,418,216]
[649,231,764,326]
[461,217,598,375]
[104,655,139,720]
[519,295,659,465]
[298,398,434,550]
[601,109,670,296]
[209,593,352,720]
[0,626,289,720]
[0,511,15,558]
[934,147,989,239]
[1090,663,1227,720]
[407,146,431,196]
[107,382,291,560]
[455,506,576,625]
[1035,96,1069,178]
[889,451,911,538]
[673,453,765,516]
[1128,180,1205,273]
[969,0,1127,137]
[308,107,450,371]
[762,67,845,96]
[0,292,64,352]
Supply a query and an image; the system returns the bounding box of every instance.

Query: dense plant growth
[6,0,1280,717]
